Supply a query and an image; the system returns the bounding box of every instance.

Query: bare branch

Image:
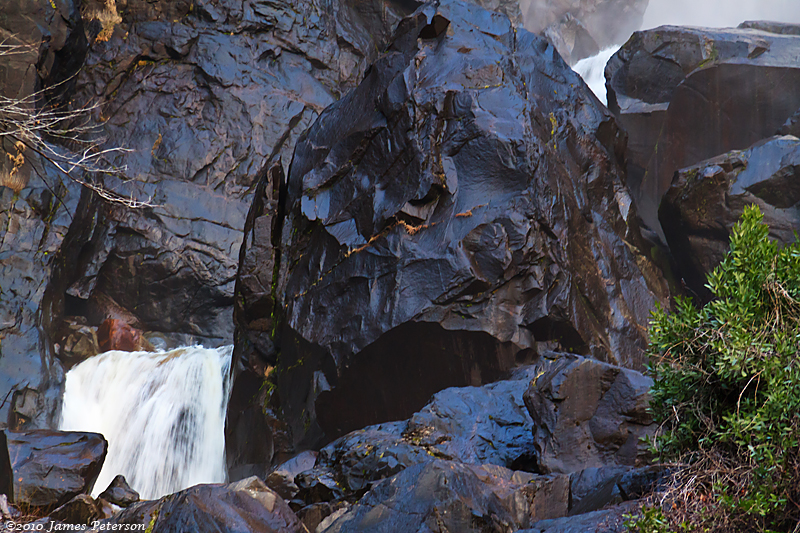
[0,40,155,209]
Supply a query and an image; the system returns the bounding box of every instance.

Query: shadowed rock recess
[234,0,669,465]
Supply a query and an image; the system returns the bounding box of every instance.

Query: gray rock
[660,135,800,302]
[236,0,667,453]
[606,25,800,239]
[98,475,139,507]
[542,14,600,65]
[319,459,570,533]
[522,0,648,51]
[523,355,655,474]
[105,476,306,533]
[0,162,82,428]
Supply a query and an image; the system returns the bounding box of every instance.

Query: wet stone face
[606,25,800,240]
[234,0,668,454]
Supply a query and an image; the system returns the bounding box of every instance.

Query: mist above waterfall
[642,0,800,29]
[59,345,233,500]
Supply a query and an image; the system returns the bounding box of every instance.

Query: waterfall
[59,345,233,500]
[573,46,621,106]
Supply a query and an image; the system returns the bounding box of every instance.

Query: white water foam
[59,345,233,500]
[573,46,621,106]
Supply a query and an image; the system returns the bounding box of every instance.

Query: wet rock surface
[311,459,658,532]
[519,501,637,533]
[606,25,800,237]
[5,429,107,511]
[523,355,655,474]
[0,0,99,429]
[107,477,307,533]
[660,135,800,301]
[292,365,538,504]
[0,167,84,429]
[98,474,140,508]
[320,459,568,532]
[236,0,667,452]
[61,0,416,348]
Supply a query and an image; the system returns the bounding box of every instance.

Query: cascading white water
[59,345,233,500]
[573,46,621,106]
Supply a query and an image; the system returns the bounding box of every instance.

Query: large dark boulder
[660,135,800,301]
[319,459,570,532]
[107,477,306,533]
[293,365,539,505]
[606,24,800,238]
[5,429,107,511]
[523,355,654,474]
[235,0,667,452]
[60,0,418,349]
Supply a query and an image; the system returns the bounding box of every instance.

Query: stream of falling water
[573,46,621,106]
[59,345,233,500]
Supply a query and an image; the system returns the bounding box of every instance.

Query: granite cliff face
[0,0,415,429]
[233,0,668,463]
[4,0,800,531]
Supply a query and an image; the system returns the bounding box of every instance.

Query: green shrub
[643,205,800,532]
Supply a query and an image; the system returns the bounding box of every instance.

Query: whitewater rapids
[59,345,233,500]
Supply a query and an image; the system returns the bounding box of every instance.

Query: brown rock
[97,319,151,353]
